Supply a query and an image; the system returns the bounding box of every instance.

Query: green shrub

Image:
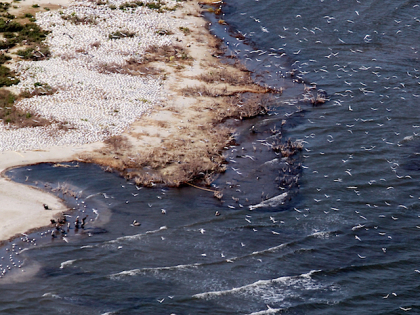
[0,65,19,86]
[147,2,161,10]
[0,18,23,32]
[179,26,190,35]
[16,47,35,59]
[3,32,14,38]
[0,2,10,12]
[0,54,11,64]
[2,13,14,19]
[0,38,16,49]
[17,23,49,43]
[16,46,50,60]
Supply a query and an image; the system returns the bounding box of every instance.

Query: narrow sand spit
[0,0,274,241]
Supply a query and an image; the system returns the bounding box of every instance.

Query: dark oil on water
[2,0,420,314]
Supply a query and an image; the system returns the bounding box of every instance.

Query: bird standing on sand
[43,204,49,210]
[74,216,80,229]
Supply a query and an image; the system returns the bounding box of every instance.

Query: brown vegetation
[143,44,192,64]
[104,135,133,152]
[196,68,252,86]
[88,122,234,187]
[83,88,274,187]
[0,89,53,127]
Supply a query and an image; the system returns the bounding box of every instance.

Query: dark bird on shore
[50,219,56,224]
[43,204,49,210]
[81,215,88,228]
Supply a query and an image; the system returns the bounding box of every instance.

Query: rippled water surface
[2,0,420,314]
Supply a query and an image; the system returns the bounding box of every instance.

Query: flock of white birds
[5,0,179,152]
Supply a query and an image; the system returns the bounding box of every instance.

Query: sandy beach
[0,143,102,242]
[0,0,271,241]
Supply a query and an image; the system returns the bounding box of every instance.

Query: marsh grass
[210,94,272,122]
[0,19,50,63]
[122,58,163,76]
[196,68,252,85]
[60,11,97,24]
[0,65,19,86]
[0,2,11,12]
[20,82,57,97]
[180,85,224,97]
[104,135,133,152]
[179,26,190,35]
[88,122,234,187]
[16,46,50,60]
[143,44,192,64]
[84,81,273,187]
[117,0,181,12]
[0,89,52,127]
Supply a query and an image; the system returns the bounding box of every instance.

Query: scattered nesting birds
[1,0,173,152]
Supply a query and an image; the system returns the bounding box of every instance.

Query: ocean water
[1,0,420,314]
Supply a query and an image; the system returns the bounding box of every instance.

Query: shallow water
[1,0,420,314]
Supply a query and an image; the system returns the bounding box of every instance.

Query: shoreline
[0,0,280,242]
[0,142,102,242]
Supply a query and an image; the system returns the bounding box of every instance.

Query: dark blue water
[2,0,420,314]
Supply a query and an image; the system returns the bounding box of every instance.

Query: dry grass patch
[143,44,192,64]
[196,68,252,85]
[180,84,227,97]
[85,121,234,187]
[210,93,272,122]
[104,135,133,153]
[0,89,54,127]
